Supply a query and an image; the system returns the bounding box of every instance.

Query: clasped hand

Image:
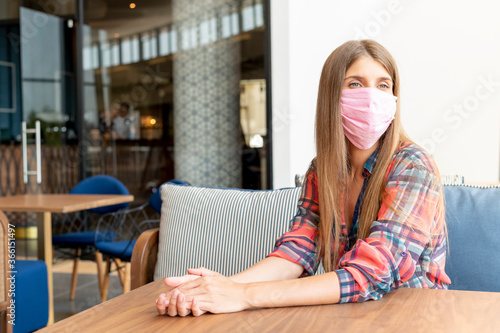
[156,267,249,317]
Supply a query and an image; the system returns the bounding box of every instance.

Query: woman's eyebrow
[344,75,364,81]
[344,75,393,82]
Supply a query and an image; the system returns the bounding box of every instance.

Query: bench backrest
[444,184,500,292]
[154,184,302,279]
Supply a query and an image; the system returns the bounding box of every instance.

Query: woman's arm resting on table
[158,270,340,316]
[156,257,305,316]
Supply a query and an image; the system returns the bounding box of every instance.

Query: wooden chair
[0,211,13,333]
[130,227,160,289]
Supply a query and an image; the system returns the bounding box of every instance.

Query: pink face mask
[340,88,397,150]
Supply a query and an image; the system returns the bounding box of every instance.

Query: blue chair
[444,184,500,292]
[1,211,48,333]
[52,175,130,300]
[13,261,49,333]
[95,180,188,302]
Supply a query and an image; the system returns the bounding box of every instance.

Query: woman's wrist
[241,281,282,309]
[242,282,259,309]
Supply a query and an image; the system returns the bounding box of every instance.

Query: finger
[187,267,218,277]
[163,289,174,299]
[176,293,191,317]
[156,293,169,315]
[191,298,206,317]
[164,274,200,287]
[167,290,180,317]
[174,277,204,294]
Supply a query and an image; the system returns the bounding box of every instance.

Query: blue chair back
[14,260,49,333]
[444,185,500,292]
[70,175,130,214]
[148,179,189,214]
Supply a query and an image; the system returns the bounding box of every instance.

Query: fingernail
[157,298,163,305]
[178,293,184,303]
[164,299,169,306]
[193,299,197,306]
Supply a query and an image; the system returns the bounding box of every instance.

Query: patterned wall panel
[173,0,242,188]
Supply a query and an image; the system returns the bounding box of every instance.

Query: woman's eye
[378,83,390,89]
[349,82,361,87]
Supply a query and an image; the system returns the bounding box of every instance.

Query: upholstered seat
[52,231,116,245]
[444,184,500,292]
[13,260,49,333]
[95,240,136,261]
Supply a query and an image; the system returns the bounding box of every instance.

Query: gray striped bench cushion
[154,184,302,279]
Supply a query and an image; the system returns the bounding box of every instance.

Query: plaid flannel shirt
[268,142,451,303]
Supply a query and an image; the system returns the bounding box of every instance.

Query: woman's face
[342,56,393,95]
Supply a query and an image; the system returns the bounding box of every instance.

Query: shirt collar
[362,147,380,177]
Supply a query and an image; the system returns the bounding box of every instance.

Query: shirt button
[400,252,407,257]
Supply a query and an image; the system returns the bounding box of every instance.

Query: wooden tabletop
[0,194,134,213]
[39,279,500,333]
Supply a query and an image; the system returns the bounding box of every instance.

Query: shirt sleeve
[335,152,444,303]
[267,160,320,276]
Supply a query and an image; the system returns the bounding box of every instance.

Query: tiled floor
[52,260,123,322]
[17,239,124,323]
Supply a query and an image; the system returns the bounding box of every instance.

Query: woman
[156,39,451,317]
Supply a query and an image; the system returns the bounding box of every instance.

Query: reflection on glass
[141,31,158,60]
[82,0,267,198]
[20,7,75,145]
[0,62,16,113]
[170,30,178,53]
[159,28,170,56]
[242,6,255,31]
[131,36,140,62]
[199,18,217,45]
[240,79,266,148]
[121,37,132,64]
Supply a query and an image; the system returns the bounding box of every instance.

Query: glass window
[159,28,170,56]
[131,35,140,63]
[121,37,132,64]
[101,41,111,68]
[110,40,120,66]
[82,0,269,201]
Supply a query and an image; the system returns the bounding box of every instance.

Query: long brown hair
[315,40,433,272]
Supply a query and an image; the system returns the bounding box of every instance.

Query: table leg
[36,212,54,325]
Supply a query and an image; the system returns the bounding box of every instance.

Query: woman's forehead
[346,56,391,79]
